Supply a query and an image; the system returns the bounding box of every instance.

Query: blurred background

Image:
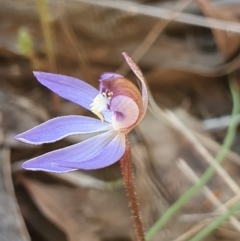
[1,0,240,240]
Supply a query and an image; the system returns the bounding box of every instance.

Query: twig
[117,0,194,75]
[189,202,240,241]
[203,114,240,131]
[74,0,240,33]
[195,132,240,167]
[57,0,94,85]
[173,220,210,241]
[174,192,240,241]
[177,158,240,232]
[166,110,240,195]
[145,75,240,240]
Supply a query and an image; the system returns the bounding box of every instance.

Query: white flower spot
[90,92,112,121]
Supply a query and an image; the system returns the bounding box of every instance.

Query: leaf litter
[1,0,240,240]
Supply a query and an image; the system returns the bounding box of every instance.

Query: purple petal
[58,133,126,170]
[99,72,124,92]
[15,116,112,145]
[22,130,117,173]
[110,95,139,130]
[33,72,98,110]
[100,72,123,82]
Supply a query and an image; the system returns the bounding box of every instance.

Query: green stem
[189,202,240,241]
[36,0,60,112]
[36,0,56,71]
[146,76,240,241]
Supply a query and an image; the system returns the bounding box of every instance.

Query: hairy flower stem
[120,138,145,241]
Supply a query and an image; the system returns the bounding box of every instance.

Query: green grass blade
[145,76,240,241]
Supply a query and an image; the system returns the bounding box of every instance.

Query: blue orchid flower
[15,53,148,173]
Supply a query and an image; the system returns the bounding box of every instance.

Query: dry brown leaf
[0,0,231,79]
[197,0,240,57]
[20,176,133,241]
[0,92,49,148]
[0,148,30,241]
